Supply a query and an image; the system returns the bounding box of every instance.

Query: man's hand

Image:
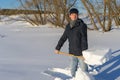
[54,50,59,54]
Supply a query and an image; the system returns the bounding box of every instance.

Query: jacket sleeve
[55,27,68,50]
[81,22,88,51]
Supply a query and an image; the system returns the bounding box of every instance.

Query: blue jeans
[70,56,88,77]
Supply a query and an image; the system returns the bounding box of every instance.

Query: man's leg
[70,56,78,77]
[78,58,88,72]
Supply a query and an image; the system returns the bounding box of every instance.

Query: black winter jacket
[56,19,88,56]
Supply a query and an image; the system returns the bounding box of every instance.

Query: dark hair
[69,8,79,15]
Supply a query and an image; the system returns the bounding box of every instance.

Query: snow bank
[75,68,95,80]
[83,48,112,65]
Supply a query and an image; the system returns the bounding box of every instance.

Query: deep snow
[0,21,120,80]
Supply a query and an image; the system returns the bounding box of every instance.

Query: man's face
[69,13,78,21]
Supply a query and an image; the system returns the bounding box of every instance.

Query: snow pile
[52,68,71,75]
[83,48,112,65]
[52,68,95,80]
[74,68,95,80]
[54,78,63,80]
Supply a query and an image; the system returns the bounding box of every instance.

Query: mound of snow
[54,78,63,80]
[52,68,95,80]
[83,48,112,65]
[74,68,95,80]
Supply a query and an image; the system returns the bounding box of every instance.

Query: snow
[55,78,63,80]
[74,68,95,80]
[0,21,120,80]
[42,67,95,80]
[83,48,112,65]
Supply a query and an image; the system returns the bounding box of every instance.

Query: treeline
[0,9,51,15]
[0,0,120,32]
[16,0,77,27]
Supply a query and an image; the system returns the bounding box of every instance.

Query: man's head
[69,8,79,21]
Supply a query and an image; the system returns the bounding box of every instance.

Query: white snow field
[0,21,120,80]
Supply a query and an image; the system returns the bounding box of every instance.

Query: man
[54,8,88,77]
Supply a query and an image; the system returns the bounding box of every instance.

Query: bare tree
[17,0,77,27]
[81,0,98,30]
[81,0,120,32]
[18,0,47,26]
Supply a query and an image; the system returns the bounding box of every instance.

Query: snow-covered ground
[0,21,120,80]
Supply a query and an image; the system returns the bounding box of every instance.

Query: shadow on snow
[94,49,120,80]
